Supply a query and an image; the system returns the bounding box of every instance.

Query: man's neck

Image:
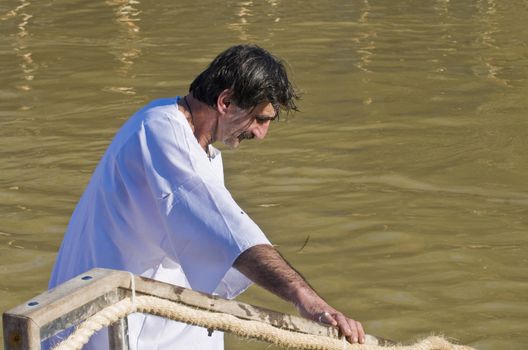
[180,94,218,152]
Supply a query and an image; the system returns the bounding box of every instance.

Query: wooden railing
[3,268,393,349]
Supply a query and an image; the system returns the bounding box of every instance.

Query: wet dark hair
[190,45,299,115]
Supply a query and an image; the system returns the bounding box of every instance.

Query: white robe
[48,97,271,349]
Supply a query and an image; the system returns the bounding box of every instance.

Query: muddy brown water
[1,1,527,348]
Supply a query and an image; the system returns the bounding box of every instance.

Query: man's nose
[253,120,271,139]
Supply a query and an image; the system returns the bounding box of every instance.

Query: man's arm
[233,244,365,344]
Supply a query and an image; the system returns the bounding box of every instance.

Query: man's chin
[223,138,241,149]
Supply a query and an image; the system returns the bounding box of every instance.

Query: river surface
[1,1,527,349]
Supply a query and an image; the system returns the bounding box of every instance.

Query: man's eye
[256,117,275,124]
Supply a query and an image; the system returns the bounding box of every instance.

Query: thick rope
[52,296,475,350]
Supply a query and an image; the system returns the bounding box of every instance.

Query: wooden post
[3,268,394,349]
[3,312,41,350]
[108,318,130,350]
[3,269,130,349]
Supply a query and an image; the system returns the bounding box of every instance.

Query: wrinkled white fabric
[48,97,271,350]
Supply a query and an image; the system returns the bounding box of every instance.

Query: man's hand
[293,283,365,344]
[233,244,365,344]
[299,304,365,344]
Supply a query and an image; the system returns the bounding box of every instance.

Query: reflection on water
[474,0,510,87]
[4,0,37,108]
[1,1,527,349]
[356,0,374,75]
[105,0,142,95]
[227,1,253,41]
[227,0,281,42]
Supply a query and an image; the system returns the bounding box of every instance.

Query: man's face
[217,101,277,148]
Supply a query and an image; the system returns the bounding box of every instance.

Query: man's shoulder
[108,97,187,153]
[128,97,188,132]
[138,97,180,119]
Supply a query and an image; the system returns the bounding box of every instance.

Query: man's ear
[216,89,232,114]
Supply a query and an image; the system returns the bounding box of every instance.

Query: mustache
[238,132,254,140]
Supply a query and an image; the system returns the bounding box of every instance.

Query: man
[49,44,365,349]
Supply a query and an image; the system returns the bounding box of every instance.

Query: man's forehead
[236,101,277,120]
[254,102,277,117]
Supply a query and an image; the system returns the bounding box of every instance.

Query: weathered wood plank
[130,275,394,345]
[39,291,121,340]
[4,269,130,327]
[132,275,340,338]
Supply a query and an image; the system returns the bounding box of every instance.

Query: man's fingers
[316,312,365,344]
[335,313,353,338]
[335,313,364,344]
[346,317,359,343]
[356,320,365,344]
[317,312,337,326]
